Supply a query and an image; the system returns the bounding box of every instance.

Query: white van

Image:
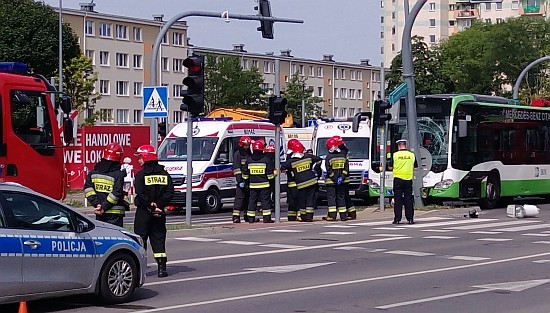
[283,126,314,151]
[157,118,285,213]
[311,118,372,203]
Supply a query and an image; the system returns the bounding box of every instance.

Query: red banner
[64,126,150,190]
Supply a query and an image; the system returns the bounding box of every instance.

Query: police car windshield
[316,137,370,160]
[158,137,218,161]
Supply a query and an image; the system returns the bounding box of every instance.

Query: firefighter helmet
[326,137,340,150]
[265,144,276,153]
[238,136,252,147]
[287,139,305,154]
[252,140,266,152]
[331,135,345,147]
[134,144,158,162]
[103,142,124,162]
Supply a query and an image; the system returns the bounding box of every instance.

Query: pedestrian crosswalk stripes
[320,231,357,235]
[422,236,458,240]
[384,250,434,257]
[400,218,498,229]
[469,231,503,235]
[477,238,514,242]
[442,255,490,261]
[447,220,538,230]
[522,233,550,237]
[493,224,550,232]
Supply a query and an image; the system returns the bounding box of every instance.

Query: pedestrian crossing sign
[143,86,168,118]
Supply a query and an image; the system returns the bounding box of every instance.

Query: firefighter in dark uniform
[84,142,128,227]
[232,136,252,223]
[323,137,349,221]
[283,139,300,221]
[242,140,275,223]
[133,144,174,277]
[264,143,276,212]
[388,139,418,224]
[285,140,321,222]
[333,135,357,220]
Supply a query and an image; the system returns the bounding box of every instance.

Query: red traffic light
[183,57,203,74]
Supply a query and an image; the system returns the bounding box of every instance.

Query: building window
[172,85,185,98]
[252,60,259,68]
[284,76,289,83]
[357,71,363,81]
[340,108,346,117]
[100,109,113,123]
[317,66,323,77]
[357,90,362,100]
[485,19,492,24]
[116,81,129,96]
[263,61,271,73]
[133,27,142,42]
[115,53,129,68]
[349,108,355,116]
[317,87,323,97]
[133,109,143,124]
[496,2,502,10]
[116,109,129,124]
[173,58,184,73]
[85,50,95,65]
[173,32,184,46]
[173,111,183,124]
[243,59,249,70]
[429,2,436,11]
[261,83,270,91]
[133,82,143,96]
[449,4,456,11]
[133,54,142,69]
[99,22,112,37]
[335,88,340,99]
[392,26,396,35]
[161,33,168,44]
[299,65,304,76]
[85,20,94,35]
[328,78,332,86]
[99,80,109,95]
[430,19,436,27]
[161,57,169,72]
[392,43,395,52]
[449,20,456,26]
[334,107,339,117]
[340,88,347,99]
[511,1,519,9]
[115,24,128,39]
[351,70,356,80]
[308,66,314,77]
[484,3,491,10]
[496,18,503,24]
[349,89,355,100]
[429,35,436,43]
[99,51,109,66]
[340,69,346,80]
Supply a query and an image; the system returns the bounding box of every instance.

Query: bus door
[2,89,65,199]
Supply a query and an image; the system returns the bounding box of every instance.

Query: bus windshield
[317,137,370,160]
[158,137,218,161]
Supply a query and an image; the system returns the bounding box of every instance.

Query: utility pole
[379,63,386,212]
[274,58,281,223]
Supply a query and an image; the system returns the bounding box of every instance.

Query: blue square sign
[143,86,168,118]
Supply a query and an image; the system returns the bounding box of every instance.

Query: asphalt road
[2,204,549,313]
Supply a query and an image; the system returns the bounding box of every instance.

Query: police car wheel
[98,253,138,304]
[199,188,222,214]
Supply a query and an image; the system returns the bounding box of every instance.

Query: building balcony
[519,5,546,15]
[454,9,479,19]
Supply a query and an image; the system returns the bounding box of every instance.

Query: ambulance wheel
[98,253,138,304]
[200,188,222,214]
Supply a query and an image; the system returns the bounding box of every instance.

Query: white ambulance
[157,118,285,214]
[311,118,373,204]
[283,126,314,151]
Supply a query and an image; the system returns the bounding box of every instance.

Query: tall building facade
[58,4,381,130]
[382,0,549,65]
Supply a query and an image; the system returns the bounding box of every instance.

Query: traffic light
[255,0,274,39]
[181,55,205,116]
[268,96,287,125]
[373,99,392,126]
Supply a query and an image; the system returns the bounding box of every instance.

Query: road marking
[158,236,410,266]
[137,252,550,312]
[494,224,550,232]
[477,238,513,242]
[370,234,407,237]
[259,244,305,249]
[373,227,406,230]
[348,217,449,227]
[522,233,550,237]
[469,231,503,235]
[218,240,263,246]
[364,248,387,252]
[421,229,454,233]
[333,247,367,251]
[442,255,491,261]
[323,225,357,229]
[268,229,306,233]
[447,220,538,230]
[320,231,357,235]
[174,237,222,242]
[376,279,550,309]
[384,250,434,257]
[404,218,498,229]
[532,260,550,264]
[533,241,550,245]
[422,236,458,240]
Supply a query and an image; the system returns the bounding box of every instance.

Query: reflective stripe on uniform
[328,206,337,213]
[249,182,270,189]
[84,187,96,197]
[288,181,297,187]
[262,209,272,216]
[107,193,119,204]
[338,207,347,213]
[153,252,167,258]
[297,178,317,189]
[104,208,125,215]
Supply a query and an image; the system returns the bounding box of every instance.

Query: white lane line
[542,230,550,234]
[320,232,357,235]
[323,225,358,229]
[405,219,498,229]
[218,240,263,246]
[174,237,222,242]
[200,221,234,225]
[522,233,550,237]
[493,224,550,232]
[477,238,513,242]
[422,236,458,240]
[384,250,434,257]
[443,255,491,261]
[159,236,410,266]
[348,216,450,227]
[532,260,550,264]
[447,220,538,230]
[138,252,550,313]
[421,229,454,233]
[370,234,408,237]
[365,248,387,253]
[333,247,367,251]
[469,231,503,235]
[373,227,406,230]
[533,241,550,245]
[259,244,306,249]
[268,229,306,233]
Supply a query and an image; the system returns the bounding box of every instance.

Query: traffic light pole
[274,58,281,223]
[186,113,193,226]
[379,63,386,212]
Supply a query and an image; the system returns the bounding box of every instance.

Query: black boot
[232,216,241,223]
[156,257,168,278]
[347,211,357,220]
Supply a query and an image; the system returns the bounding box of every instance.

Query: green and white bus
[369,94,550,209]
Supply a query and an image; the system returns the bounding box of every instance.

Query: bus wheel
[479,173,500,210]
[199,188,221,214]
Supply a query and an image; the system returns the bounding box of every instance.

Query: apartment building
[59,3,381,129]
[382,0,549,65]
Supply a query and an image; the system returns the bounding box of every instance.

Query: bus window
[11,90,53,149]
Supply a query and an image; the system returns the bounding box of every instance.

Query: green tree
[283,74,324,126]
[0,0,80,78]
[386,36,454,96]
[204,54,265,112]
[61,54,101,126]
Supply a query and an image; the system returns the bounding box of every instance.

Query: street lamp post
[58,0,63,93]
[301,83,306,128]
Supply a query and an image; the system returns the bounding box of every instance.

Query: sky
[45,0,382,65]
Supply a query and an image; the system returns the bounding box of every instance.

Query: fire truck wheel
[199,188,222,214]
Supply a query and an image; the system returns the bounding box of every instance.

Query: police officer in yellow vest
[388,139,418,224]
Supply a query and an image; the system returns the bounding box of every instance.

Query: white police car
[0,183,146,304]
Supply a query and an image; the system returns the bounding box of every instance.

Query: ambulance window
[10,90,54,149]
[216,138,232,164]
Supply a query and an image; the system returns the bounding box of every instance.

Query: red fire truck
[0,62,73,200]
